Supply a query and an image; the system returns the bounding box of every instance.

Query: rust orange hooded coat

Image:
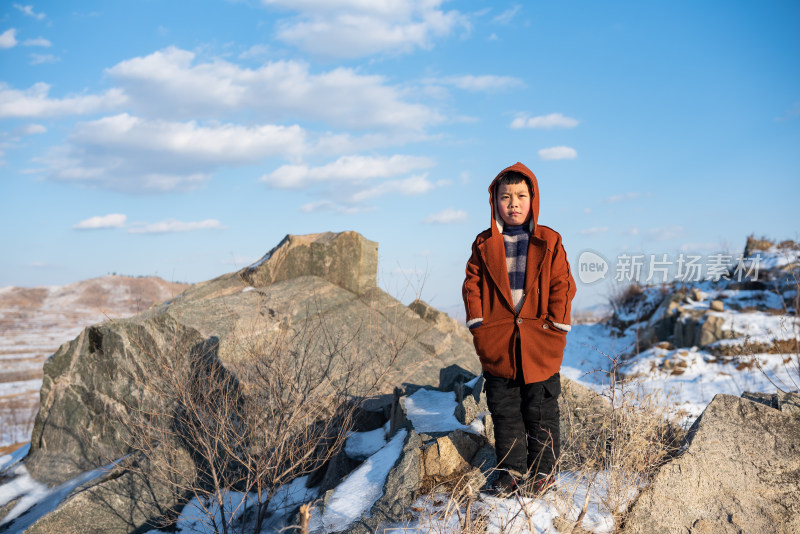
[462,162,577,383]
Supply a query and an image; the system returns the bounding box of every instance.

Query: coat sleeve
[462,239,484,329]
[547,235,576,330]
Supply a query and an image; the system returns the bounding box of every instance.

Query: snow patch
[308,429,407,533]
[0,443,29,472]
[404,389,481,435]
[345,427,388,461]
[0,457,125,531]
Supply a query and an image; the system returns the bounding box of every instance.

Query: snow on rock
[345,427,388,461]
[623,345,798,420]
[0,442,29,472]
[712,310,799,344]
[404,389,484,435]
[753,245,800,270]
[0,457,124,532]
[267,475,317,514]
[309,429,407,533]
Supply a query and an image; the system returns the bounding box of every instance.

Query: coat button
[516,318,523,325]
[542,323,549,329]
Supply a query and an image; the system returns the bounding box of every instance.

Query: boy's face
[496,182,532,226]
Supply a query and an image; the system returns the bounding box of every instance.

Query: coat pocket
[519,317,568,367]
[471,320,515,371]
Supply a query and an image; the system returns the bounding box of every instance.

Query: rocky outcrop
[240,232,378,296]
[633,292,738,351]
[409,299,473,345]
[622,394,800,534]
[3,232,484,532]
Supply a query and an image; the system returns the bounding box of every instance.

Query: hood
[488,162,540,235]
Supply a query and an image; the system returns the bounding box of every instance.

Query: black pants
[484,335,561,477]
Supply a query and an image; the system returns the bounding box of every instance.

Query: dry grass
[403,349,684,534]
[607,282,644,315]
[744,234,775,255]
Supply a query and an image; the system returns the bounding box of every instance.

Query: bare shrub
[114,286,415,533]
[744,234,775,255]
[607,281,644,315]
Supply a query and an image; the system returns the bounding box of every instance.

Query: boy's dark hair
[494,171,533,198]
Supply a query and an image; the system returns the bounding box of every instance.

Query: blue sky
[1,0,798,315]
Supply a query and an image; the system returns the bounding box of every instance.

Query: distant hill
[0,275,190,450]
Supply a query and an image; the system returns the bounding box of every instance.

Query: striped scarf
[503,224,529,313]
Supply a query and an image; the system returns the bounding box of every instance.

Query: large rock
[25,232,481,489]
[623,394,800,534]
[422,429,483,481]
[26,316,204,485]
[240,231,378,296]
[409,299,472,345]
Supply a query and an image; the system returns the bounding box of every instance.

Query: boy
[462,162,576,494]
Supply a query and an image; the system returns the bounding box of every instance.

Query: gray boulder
[623,394,800,534]
[20,231,481,528]
[421,429,483,481]
[241,231,377,296]
[409,299,473,346]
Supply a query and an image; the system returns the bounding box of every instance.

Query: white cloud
[23,37,51,47]
[128,219,223,234]
[538,146,577,160]
[299,200,372,214]
[429,74,523,92]
[0,29,18,49]
[0,82,126,118]
[13,4,45,20]
[424,208,467,224]
[261,154,434,188]
[29,53,59,65]
[262,0,469,59]
[72,114,306,162]
[73,213,127,230]
[46,113,308,192]
[580,227,608,235]
[492,5,521,24]
[18,123,46,135]
[510,113,579,129]
[238,44,271,60]
[107,47,438,130]
[350,173,433,201]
